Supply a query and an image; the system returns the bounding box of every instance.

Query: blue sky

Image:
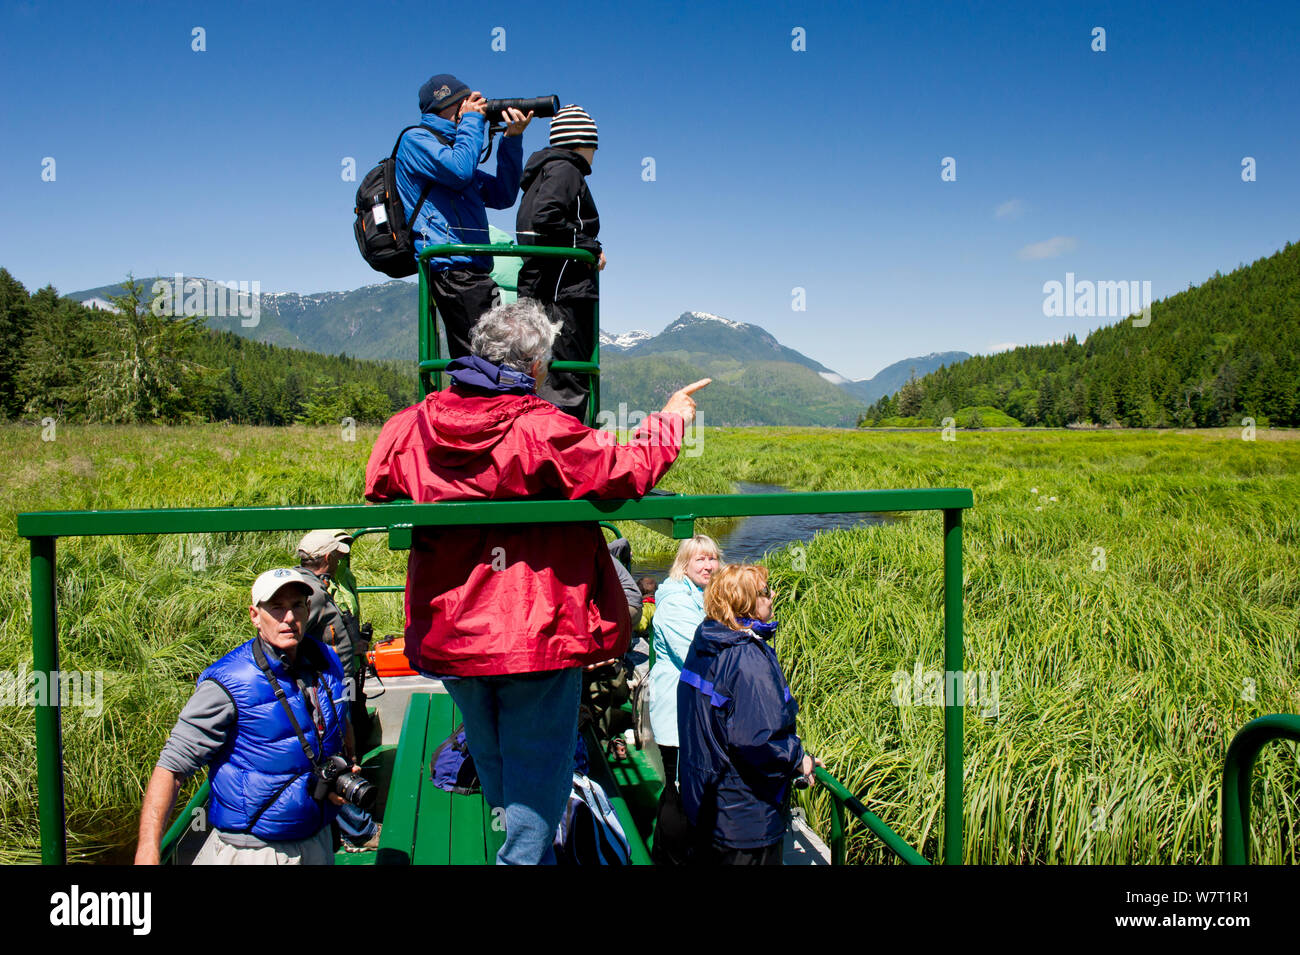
[1,0,1296,380]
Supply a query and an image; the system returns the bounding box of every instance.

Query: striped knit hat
[549,105,598,149]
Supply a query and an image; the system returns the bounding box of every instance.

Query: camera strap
[252,638,322,766]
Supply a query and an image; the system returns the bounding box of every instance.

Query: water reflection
[630,481,896,580]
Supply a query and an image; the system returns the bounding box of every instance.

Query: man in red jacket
[365,300,707,864]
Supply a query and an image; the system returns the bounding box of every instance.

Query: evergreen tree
[82,277,210,423]
[896,369,924,417]
[0,269,33,417]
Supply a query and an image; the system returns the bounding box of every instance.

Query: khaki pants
[193,826,333,865]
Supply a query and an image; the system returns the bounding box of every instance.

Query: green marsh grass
[3,423,1298,863]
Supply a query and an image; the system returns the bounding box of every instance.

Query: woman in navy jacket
[677,564,821,864]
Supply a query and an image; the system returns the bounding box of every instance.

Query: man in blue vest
[134,569,357,865]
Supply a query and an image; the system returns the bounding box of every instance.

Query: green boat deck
[348,691,656,865]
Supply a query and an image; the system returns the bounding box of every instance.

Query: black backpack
[353,125,451,279]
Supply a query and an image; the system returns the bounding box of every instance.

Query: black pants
[428,269,501,360]
[652,745,693,866]
[536,297,596,424]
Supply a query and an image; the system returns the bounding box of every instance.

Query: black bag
[353,125,450,278]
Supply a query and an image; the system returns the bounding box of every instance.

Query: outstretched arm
[529,379,712,500]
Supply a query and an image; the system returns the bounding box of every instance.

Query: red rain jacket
[364,387,682,677]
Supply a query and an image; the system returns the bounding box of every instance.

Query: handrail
[159,781,210,864]
[21,489,972,865]
[814,767,929,865]
[16,490,973,538]
[416,243,601,421]
[1220,713,1300,864]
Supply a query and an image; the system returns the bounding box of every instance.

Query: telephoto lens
[483,95,560,123]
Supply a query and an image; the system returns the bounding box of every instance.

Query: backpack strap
[393,124,453,232]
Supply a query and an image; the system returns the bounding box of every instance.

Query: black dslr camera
[311,755,377,811]
[482,94,560,123]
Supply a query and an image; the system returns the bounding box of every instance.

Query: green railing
[815,767,929,865]
[19,487,972,866]
[159,781,210,864]
[1220,713,1300,864]
[416,243,601,424]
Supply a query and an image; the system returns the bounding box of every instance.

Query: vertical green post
[829,796,846,866]
[418,261,432,398]
[1221,747,1251,865]
[587,271,601,427]
[942,508,964,865]
[31,536,66,865]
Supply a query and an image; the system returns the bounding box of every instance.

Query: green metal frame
[1220,713,1300,864]
[416,243,601,425]
[20,487,972,866]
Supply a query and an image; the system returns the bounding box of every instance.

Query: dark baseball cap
[419,74,470,114]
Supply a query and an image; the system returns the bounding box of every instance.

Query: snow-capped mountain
[599,329,653,351]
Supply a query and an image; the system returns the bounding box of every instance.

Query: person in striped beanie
[516,105,605,423]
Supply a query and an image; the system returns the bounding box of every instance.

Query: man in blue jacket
[397,73,534,359]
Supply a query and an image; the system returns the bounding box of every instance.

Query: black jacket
[516,148,601,302]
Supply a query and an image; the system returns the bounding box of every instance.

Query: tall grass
[3,423,1298,863]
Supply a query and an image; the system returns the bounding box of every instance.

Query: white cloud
[1018,236,1077,260]
[995,198,1026,218]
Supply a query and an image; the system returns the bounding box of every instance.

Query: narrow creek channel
[630,481,897,581]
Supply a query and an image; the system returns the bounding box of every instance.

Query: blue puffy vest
[200,637,347,841]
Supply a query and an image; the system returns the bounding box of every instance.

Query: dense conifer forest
[0,272,417,425]
[862,242,1300,428]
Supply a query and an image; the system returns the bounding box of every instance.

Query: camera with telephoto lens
[311,755,377,811]
[482,95,560,123]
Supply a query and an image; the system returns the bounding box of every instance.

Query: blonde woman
[648,534,720,864]
[677,563,820,865]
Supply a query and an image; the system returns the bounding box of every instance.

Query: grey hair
[470,299,562,374]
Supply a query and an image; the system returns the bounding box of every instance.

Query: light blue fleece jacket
[648,575,706,749]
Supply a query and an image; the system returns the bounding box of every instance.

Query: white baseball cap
[251,568,313,606]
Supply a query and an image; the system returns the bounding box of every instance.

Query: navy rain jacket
[677,618,806,850]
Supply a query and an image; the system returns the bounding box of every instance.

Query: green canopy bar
[17,489,972,539]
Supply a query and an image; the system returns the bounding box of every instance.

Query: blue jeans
[442,668,582,865]
[336,801,377,845]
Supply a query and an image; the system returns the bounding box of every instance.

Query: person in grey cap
[397,73,535,359]
[294,529,363,683]
[135,569,357,865]
[294,530,381,851]
[516,104,603,423]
